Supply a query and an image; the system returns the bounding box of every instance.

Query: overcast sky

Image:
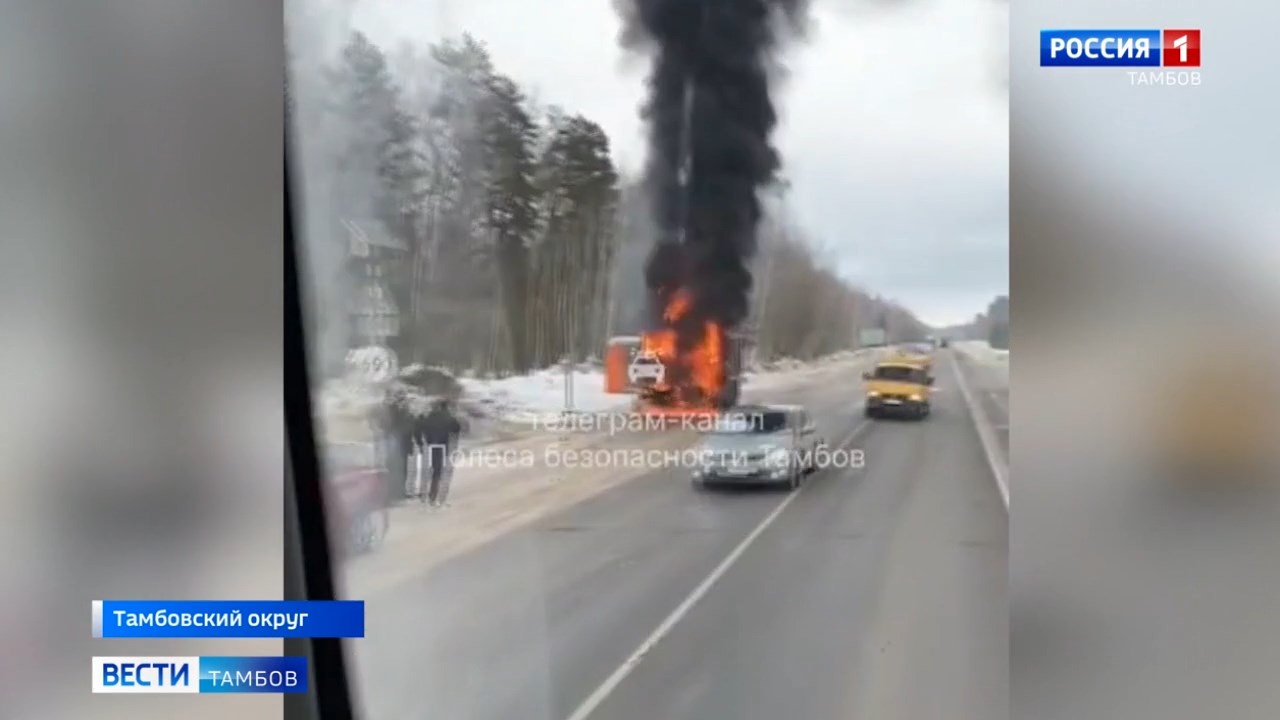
[343,0,1008,327]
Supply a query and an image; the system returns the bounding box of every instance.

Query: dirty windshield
[285,0,1008,717]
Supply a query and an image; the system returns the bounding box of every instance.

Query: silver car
[691,404,826,491]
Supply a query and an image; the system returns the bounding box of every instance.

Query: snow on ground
[744,349,869,389]
[458,365,629,426]
[317,349,879,438]
[458,350,876,423]
[953,340,1009,367]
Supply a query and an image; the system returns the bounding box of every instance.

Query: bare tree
[752,210,931,361]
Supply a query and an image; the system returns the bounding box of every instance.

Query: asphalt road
[954,350,1009,462]
[351,351,1008,720]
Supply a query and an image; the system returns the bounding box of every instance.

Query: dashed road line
[563,418,874,720]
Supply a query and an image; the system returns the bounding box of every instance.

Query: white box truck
[858,328,887,348]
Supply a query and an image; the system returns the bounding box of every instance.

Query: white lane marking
[564,419,873,720]
[949,352,1009,510]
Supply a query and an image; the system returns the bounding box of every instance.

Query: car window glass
[753,411,788,433]
[874,365,916,381]
[283,2,1007,717]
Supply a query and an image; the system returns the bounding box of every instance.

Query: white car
[628,353,666,385]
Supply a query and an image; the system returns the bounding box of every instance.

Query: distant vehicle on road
[888,344,935,373]
[858,327,887,348]
[863,360,933,419]
[691,404,826,491]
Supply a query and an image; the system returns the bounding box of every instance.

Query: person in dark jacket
[415,398,462,507]
[379,388,415,505]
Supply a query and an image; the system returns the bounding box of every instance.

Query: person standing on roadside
[378,388,415,505]
[416,398,462,508]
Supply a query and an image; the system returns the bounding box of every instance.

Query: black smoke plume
[619,0,810,345]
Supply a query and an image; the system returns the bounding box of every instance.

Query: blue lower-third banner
[92,656,308,693]
[92,600,365,638]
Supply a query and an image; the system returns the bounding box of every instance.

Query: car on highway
[691,404,826,490]
[891,343,935,371]
[863,360,933,419]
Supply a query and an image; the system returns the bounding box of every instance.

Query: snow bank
[458,365,628,425]
[317,362,468,443]
[318,378,381,421]
[953,340,1009,366]
[743,349,870,389]
[317,348,880,433]
[461,350,878,423]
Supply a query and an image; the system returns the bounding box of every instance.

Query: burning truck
[606,0,802,415]
[636,288,748,411]
[605,288,752,413]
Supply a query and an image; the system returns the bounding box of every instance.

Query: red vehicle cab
[323,442,390,556]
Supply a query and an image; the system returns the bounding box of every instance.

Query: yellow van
[862,360,933,419]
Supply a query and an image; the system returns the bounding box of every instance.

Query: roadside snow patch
[459,367,629,424]
[319,348,879,433]
[954,341,1009,367]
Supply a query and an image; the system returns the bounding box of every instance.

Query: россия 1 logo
[1041,29,1201,86]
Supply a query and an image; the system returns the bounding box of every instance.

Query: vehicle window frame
[285,142,359,720]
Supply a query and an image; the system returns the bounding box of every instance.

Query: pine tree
[412,35,504,370]
[477,73,540,372]
[532,114,619,365]
[335,32,427,359]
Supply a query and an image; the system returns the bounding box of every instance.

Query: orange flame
[663,289,693,324]
[639,288,725,412]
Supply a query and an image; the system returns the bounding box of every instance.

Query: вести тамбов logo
[1040,29,1201,86]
